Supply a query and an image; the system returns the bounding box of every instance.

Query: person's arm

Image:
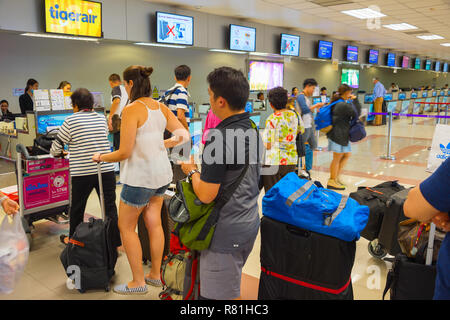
[404,186,441,223]
[0,191,19,215]
[310,102,325,111]
[50,120,71,157]
[177,108,189,130]
[161,104,190,149]
[96,105,138,163]
[263,117,273,150]
[108,98,121,129]
[180,159,221,204]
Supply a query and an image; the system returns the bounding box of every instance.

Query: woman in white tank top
[93,66,189,295]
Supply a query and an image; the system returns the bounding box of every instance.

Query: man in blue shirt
[372,78,386,126]
[404,158,450,300]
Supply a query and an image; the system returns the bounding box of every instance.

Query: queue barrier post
[315,130,323,151]
[380,111,396,161]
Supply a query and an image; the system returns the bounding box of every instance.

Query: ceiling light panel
[383,23,418,31]
[341,8,387,19]
[417,35,445,40]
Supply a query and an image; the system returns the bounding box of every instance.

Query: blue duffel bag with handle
[262,172,370,242]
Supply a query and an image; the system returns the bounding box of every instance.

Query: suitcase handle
[286,225,310,238]
[97,162,106,221]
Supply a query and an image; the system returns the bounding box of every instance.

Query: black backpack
[60,217,118,293]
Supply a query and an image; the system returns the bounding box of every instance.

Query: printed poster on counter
[50,89,65,110]
[64,91,73,109]
[33,90,51,111]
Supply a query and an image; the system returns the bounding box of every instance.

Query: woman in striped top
[50,88,121,247]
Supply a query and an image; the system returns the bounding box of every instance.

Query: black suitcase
[378,188,410,256]
[349,181,405,241]
[383,223,438,300]
[258,216,356,300]
[60,163,118,293]
[138,194,175,265]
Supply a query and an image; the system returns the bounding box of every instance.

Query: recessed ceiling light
[383,23,418,31]
[440,43,450,47]
[417,35,444,40]
[135,42,186,48]
[341,8,386,19]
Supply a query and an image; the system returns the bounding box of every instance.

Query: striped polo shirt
[50,111,115,177]
[165,83,190,121]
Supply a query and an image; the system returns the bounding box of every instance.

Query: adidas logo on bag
[437,142,450,160]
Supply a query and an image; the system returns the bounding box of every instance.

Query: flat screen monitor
[384,93,393,101]
[156,12,194,46]
[368,49,379,64]
[364,94,374,104]
[435,61,441,72]
[248,60,284,91]
[280,34,300,57]
[346,45,358,62]
[229,24,256,52]
[341,69,359,89]
[425,60,431,70]
[249,113,260,129]
[312,97,321,105]
[411,92,418,99]
[387,53,396,67]
[399,93,406,100]
[189,119,202,156]
[317,40,333,59]
[402,56,410,69]
[45,0,102,38]
[444,63,449,73]
[433,91,437,97]
[415,58,421,69]
[36,110,103,134]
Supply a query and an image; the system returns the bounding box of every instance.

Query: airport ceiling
[146,0,450,60]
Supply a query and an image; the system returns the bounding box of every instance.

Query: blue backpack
[262,172,369,242]
[314,99,343,133]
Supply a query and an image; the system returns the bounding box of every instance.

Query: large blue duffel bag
[262,173,370,242]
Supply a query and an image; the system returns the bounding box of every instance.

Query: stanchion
[380,111,395,161]
[411,106,415,125]
[315,130,323,151]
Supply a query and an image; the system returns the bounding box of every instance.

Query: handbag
[349,102,366,143]
[292,109,306,157]
[168,164,249,251]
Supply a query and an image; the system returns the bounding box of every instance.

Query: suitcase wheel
[105,286,110,292]
[368,240,387,259]
[78,289,86,294]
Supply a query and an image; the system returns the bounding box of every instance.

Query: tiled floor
[0,116,438,300]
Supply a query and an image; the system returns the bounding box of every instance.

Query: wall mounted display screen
[368,49,379,64]
[248,61,284,91]
[444,63,449,73]
[425,60,431,70]
[415,58,421,69]
[402,56,410,68]
[435,61,441,72]
[156,12,194,46]
[387,53,396,67]
[280,34,300,56]
[45,0,102,38]
[317,40,333,59]
[346,46,358,62]
[341,69,359,89]
[230,24,256,52]
[399,93,406,100]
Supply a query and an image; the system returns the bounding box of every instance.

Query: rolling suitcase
[60,163,118,293]
[258,216,356,300]
[138,193,175,265]
[377,188,411,256]
[383,223,438,300]
[349,181,405,241]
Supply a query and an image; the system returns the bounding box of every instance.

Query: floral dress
[263,110,305,166]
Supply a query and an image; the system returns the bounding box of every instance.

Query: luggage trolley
[15,144,70,248]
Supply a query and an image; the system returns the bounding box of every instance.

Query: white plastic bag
[427,124,450,173]
[0,213,29,294]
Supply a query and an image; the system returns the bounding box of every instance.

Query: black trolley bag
[258,216,356,300]
[138,193,175,265]
[349,181,405,241]
[383,223,439,300]
[60,163,119,293]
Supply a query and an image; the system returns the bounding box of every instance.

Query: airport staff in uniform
[372,78,386,126]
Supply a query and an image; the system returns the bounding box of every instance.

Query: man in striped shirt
[50,88,120,246]
[165,65,191,130]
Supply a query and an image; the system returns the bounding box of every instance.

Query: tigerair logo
[49,4,98,27]
[437,142,450,160]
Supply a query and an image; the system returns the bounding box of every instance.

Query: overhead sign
[45,0,102,38]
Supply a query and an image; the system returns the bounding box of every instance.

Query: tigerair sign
[45,0,102,38]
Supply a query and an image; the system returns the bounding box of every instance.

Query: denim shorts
[328,139,352,153]
[120,184,170,208]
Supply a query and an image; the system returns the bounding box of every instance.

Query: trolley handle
[15,144,53,161]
